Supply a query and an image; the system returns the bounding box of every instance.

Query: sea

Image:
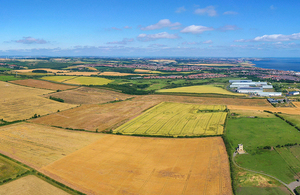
[250,58,300,72]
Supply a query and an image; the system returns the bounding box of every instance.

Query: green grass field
[157,84,244,96]
[226,117,300,152]
[279,113,300,129]
[114,102,227,136]
[0,75,21,81]
[0,155,29,183]
[236,187,289,195]
[63,76,113,85]
[41,76,77,82]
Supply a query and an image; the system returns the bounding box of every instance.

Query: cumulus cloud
[235,32,300,42]
[203,40,213,44]
[176,6,186,13]
[140,19,181,30]
[123,26,132,29]
[194,6,217,16]
[106,38,134,45]
[223,11,238,15]
[137,32,180,42]
[218,25,241,32]
[180,25,214,34]
[14,37,48,44]
[111,27,122,31]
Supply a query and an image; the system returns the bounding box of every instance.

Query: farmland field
[99,71,135,76]
[10,79,77,91]
[56,72,100,76]
[43,86,133,104]
[229,109,276,118]
[0,75,21,81]
[30,100,159,132]
[41,76,77,82]
[157,85,244,96]
[114,102,227,136]
[42,135,232,195]
[0,81,77,121]
[135,95,272,107]
[0,175,70,195]
[228,105,300,115]
[63,76,113,85]
[278,113,300,129]
[0,155,29,182]
[0,122,104,168]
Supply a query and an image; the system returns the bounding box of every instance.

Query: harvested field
[293,102,300,108]
[0,81,77,121]
[42,87,133,104]
[41,76,77,83]
[99,71,135,76]
[56,72,100,76]
[157,85,244,96]
[42,135,232,195]
[229,109,277,118]
[0,122,104,169]
[134,95,272,107]
[0,175,70,195]
[135,69,151,72]
[30,100,159,132]
[10,79,77,91]
[114,102,227,136]
[228,105,300,115]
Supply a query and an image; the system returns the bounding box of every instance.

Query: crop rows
[114,102,227,136]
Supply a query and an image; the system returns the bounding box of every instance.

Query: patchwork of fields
[42,135,232,195]
[0,81,77,121]
[0,122,104,168]
[30,100,159,132]
[10,79,77,91]
[41,76,113,85]
[114,102,227,136]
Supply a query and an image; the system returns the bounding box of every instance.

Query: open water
[250,58,300,72]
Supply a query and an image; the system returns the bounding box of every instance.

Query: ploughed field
[0,81,77,121]
[114,102,227,136]
[30,100,160,132]
[0,175,70,195]
[0,122,104,169]
[10,79,77,91]
[42,135,232,195]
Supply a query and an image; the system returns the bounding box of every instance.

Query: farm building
[237,87,263,93]
[257,92,282,97]
[267,98,285,103]
[289,91,300,95]
[236,144,245,154]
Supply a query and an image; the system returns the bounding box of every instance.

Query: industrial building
[237,87,263,93]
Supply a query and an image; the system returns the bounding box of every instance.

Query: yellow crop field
[56,72,100,76]
[41,76,77,82]
[30,100,159,132]
[157,85,244,96]
[134,69,151,72]
[228,105,300,115]
[0,122,104,169]
[0,175,70,195]
[114,102,227,136]
[63,76,113,85]
[0,81,77,121]
[42,135,232,195]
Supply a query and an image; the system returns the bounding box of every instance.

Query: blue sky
[1,0,300,57]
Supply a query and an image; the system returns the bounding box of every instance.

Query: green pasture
[0,155,29,182]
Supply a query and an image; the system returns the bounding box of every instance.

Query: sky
[1,0,300,57]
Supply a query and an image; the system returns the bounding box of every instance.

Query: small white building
[237,144,245,154]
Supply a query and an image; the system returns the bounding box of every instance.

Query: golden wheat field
[42,86,133,104]
[0,175,70,195]
[0,122,104,169]
[0,81,77,121]
[10,79,77,91]
[114,102,227,136]
[41,135,232,195]
[30,100,160,132]
[228,105,300,115]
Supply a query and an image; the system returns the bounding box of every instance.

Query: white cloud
[203,40,213,44]
[194,6,217,16]
[270,5,276,10]
[176,6,186,13]
[223,11,238,15]
[180,25,214,34]
[137,32,180,42]
[123,26,132,29]
[15,37,48,44]
[235,32,300,42]
[218,25,241,32]
[141,19,181,30]
[106,38,134,45]
[111,27,122,31]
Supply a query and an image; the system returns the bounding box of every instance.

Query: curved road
[232,152,299,195]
